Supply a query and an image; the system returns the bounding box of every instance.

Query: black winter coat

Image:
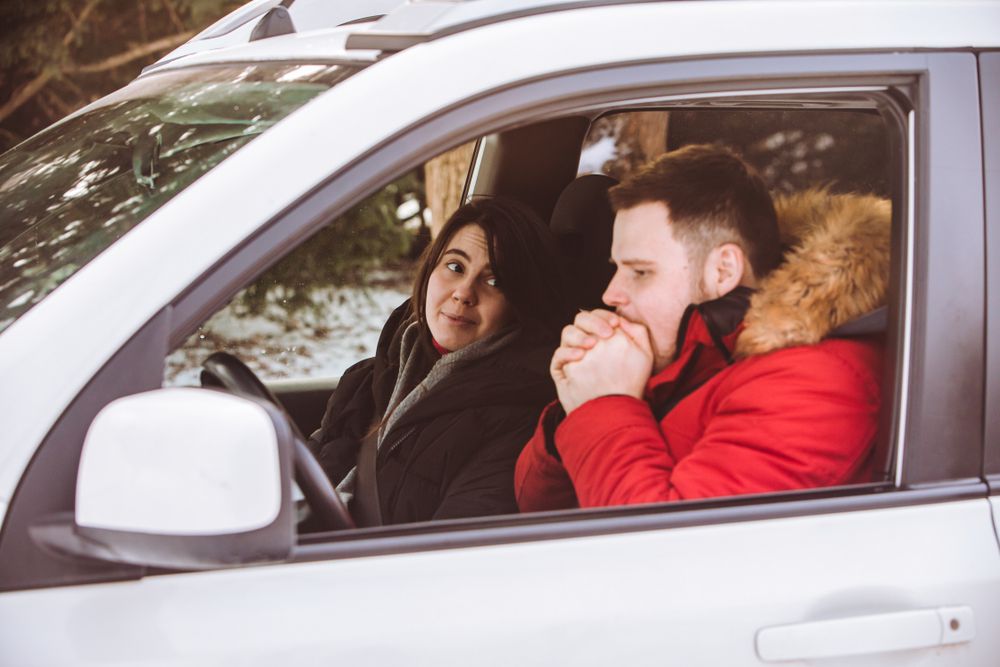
[308,301,556,525]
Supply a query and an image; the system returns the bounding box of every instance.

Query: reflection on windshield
[0,63,356,334]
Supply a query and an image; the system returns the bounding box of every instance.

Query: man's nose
[602,272,625,308]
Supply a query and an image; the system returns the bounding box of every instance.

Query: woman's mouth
[441,311,475,326]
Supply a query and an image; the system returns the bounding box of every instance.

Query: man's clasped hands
[550,309,654,414]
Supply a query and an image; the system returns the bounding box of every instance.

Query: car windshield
[0,62,357,334]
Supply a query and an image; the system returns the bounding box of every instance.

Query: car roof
[145,0,1000,77]
[146,0,617,73]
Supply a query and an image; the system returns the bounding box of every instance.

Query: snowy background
[164,268,412,386]
[162,140,617,389]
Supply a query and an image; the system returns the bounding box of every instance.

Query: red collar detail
[644,313,744,400]
[431,338,452,356]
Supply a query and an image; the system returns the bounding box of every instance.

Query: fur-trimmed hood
[736,189,891,358]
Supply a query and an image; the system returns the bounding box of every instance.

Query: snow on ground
[165,269,412,387]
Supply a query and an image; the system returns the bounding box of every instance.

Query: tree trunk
[424,141,476,238]
[622,112,669,167]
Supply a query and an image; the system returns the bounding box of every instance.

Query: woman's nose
[452,278,476,305]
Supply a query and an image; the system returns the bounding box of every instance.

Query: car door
[2,8,999,666]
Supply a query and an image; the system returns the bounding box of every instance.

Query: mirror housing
[34,388,296,570]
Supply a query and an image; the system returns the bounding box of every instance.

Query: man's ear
[700,243,748,300]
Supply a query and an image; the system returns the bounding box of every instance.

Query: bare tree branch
[58,74,86,100]
[0,25,191,126]
[139,2,148,43]
[0,127,23,152]
[44,87,74,117]
[65,31,195,74]
[63,0,103,47]
[0,0,103,126]
[36,90,59,121]
[161,0,187,33]
[0,69,57,125]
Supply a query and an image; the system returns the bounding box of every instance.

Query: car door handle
[755,606,975,662]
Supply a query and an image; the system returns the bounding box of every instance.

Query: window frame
[980,51,1000,489]
[0,50,987,592]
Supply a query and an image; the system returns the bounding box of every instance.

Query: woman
[308,197,571,526]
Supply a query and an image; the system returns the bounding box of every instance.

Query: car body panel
[1,500,998,665]
[0,1,997,662]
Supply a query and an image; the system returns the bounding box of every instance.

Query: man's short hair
[608,144,781,279]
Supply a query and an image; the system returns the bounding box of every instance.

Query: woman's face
[425,224,513,351]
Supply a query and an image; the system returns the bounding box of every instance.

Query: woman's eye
[485,277,498,288]
[632,269,647,279]
[445,261,462,273]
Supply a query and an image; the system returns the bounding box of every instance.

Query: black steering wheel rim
[201,351,354,531]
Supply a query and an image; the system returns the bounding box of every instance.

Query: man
[515,144,888,510]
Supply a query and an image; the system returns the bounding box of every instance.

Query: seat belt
[352,429,383,527]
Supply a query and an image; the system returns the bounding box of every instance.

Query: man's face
[602,202,701,373]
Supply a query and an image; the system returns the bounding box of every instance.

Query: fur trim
[735,188,891,358]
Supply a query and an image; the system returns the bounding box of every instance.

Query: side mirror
[33,388,296,570]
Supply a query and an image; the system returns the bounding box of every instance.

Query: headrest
[828,305,888,337]
[551,174,618,311]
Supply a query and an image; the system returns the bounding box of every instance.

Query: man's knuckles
[573,310,617,338]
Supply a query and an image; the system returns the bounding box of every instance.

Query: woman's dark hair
[411,196,572,340]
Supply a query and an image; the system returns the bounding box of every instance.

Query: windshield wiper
[132,131,162,190]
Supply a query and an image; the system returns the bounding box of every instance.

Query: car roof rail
[344,0,671,53]
[195,0,285,41]
[250,3,297,41]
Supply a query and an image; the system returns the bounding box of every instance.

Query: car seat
[550,174,618,311]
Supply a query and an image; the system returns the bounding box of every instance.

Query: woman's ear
[700,243,748,300]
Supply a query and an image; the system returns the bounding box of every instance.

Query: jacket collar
[645,287,752,403]
[642,189,891,413]
[735,189,891,357]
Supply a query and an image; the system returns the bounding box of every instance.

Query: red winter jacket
[515,189,889,511]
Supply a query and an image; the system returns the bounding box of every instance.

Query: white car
[1,0,999,664]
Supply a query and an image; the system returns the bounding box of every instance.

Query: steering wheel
[200,351,354,531]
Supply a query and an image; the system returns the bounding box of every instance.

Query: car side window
[165,102,899,524]
[162,142,478,443]
[164,169,425,387]
[165,142,479,388]
[575,104,896,483]
[579,108,889,196]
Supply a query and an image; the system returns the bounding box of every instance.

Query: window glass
[166,102,898,532]
[579,108,889,195]
[165,140,477,387]
[165,169,428,386]
[0,62,357,334]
